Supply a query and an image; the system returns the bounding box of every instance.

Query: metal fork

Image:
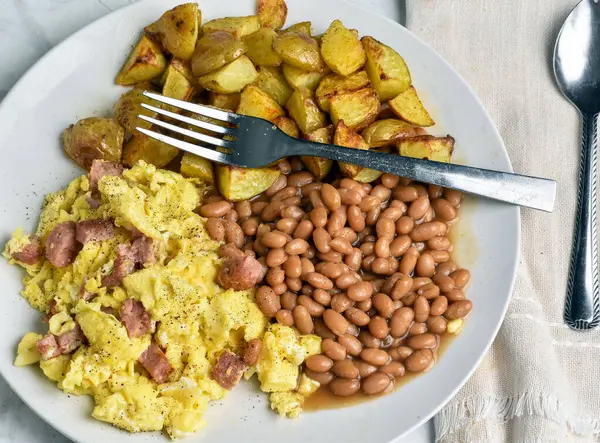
[136,91,556,212]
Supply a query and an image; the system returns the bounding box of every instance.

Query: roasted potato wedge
[122,134,179,168]
[203,16,260,39]
[208,92,241,111]
[335,120,382,183]
[280,21,312,36]
[116,35,167,86]
[330,87,380,131]
[301,125,334,179]
[198,56,258,93]
[362,36,411,101]
[273,31,325,72]
[62,118,124,170]
[180,152,215,183]
[258,0,288,30]
[162,64,195,101]
[286,90,327,134]
[237,85,285,123]
[191,31,246,77]
[388,86,435,127]
[170,57,201,88]
[315,70,370,112]
[243,28,282,66]
[114,88,158,134]
[274,116,300,138]
[255,66,293,106]
[321,20,366,76]
[361,119,417,147]
[147,3,200,60]
[216,165,281,201]
[397,135,454,162]
[282,63,324,92]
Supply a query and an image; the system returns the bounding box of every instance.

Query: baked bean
[395,216,414,235]
[429,295,448,316]
[313,228,332,253]
[415,253,435,277]
[381,173,400,189]
[360,348,390,366]
[306,354,333,373]
[445,300,472,319]
[445,288,465,302]
[222,221,244,248]
[346,205,365,232]
[299,181,320,196]
[335,272,359,290]
[313,319,336,340]
[387,236,410,258]
[305,369,334,386]
[391,275,413,300]
[281,205,305,220]
[266,268,285,286]
[370,257,390,275]
[401,292,418,307]
[334,227,357,244]
[256,286,281,317]
[399,246,419,275]
[330,238,353,255]
[361,372,392,395]
[276,218,298,235]
[290,221,312,242]
[408,322,427,336]
[405,349,434,372]
[412,293,430,322]
[200,201,231,218]
[344,307,370,326]
[219,243,245,259]
[331,294,354,313]
[338,188,362,206]
[339,282,370,303]
[428,184,443,199]
[242,338,262,366]
[357,298,372,312]
[300,257,315,279]
[362,182,373,194]
[372,292,395,318]
[368,316,390,339]
[381,361,405,377]
[264,174,287,197]
[275,309,294,326]
[360,241,375,256]
[427,236,451,251]
[346,321,360,336]
[271,282,287,295]
[426,316,447,334]
[272,186,297,202]
[371,279,385,294]
[354,360,377,378]
[359,331,381,348]
[277,159,292,174]
[429,250,450,263]
[282,239,308,257]
[266,248,287,267]
[241,217,259,236]
[329,378,360,396]
[393,186,418,202]
[282,196,302,207]
[280,291,298,310]
[323,309,350,335]
[418,283,440,299]
[293,305,314,333]
[432,274,454,292]
[308,189,325,208]
[287,170,313,186]
[451,269,471,289]
[298,295,325,317]
[316,262,343,279]
[444,189,463,207]
[332,359,360,379]
[317,251,343,263]
[286,276,302,292]
[280,255,301,279]
[319,184,340,211]
[437,261,458,276]
[410,222,442,242]
[306,272,333,290]
[390,307,414,337]
[261,201,285,221]
[251,201,269,216]
[338,334,363,356]
[327,209,346,236]
[407,195,430,220]
[358,196,379,212]
[380,206,404,221]
[301,285,314,296]
[345,248,363,271]
[256,223,271,238]
[365,206,381,226]
[261,231,287,249]
[206,218,225,241]
[370,185,391,202]
[340,178,359,190]
[389,346,413,362]
[412,184,427,197]
[431,198,456,221]
[372,237,390,259]
[310,289,330,307]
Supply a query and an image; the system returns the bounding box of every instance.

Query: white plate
[0,1,520,442]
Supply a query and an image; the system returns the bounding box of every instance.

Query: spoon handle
[565,112,600,330]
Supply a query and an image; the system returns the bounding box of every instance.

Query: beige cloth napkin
[400,0,600,441]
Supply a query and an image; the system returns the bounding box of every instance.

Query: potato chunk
[301,125,334,179]
[280,21,312,36]
[273,31,325,72]
[335,120,382,183]
[116,35,166,86]
[122,134,179,168]
[274,116,300,138]
[208,92,241,111]
[282,64,324,92]
[216,165,281,201]
[286,90,327,134]
[161,64,195,101]
[255,66,293,106]
[147,3,200,60]
[329,87,380,131]
[397,135,454,162]
[62,118,124,170]
[180,152,215,183]
[362,36,411,101]
[203,16,260,39]
[321,20,366,76]
[316,71,371,112]
[237,85,285,123]
[257,0,288,30]
[198,56,258,93]
[361,119,417,147]
[191,31,246,77]
[388,86,435,127]
[114,88,157,134]
[243,28,282,66]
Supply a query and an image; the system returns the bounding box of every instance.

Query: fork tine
[141,103,236,136]
[142,91,238,123]
[137,115,235,149]
[136,127,232,164]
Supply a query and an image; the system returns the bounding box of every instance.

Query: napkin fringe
[434,391,600,442]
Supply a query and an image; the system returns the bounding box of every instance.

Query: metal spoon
[554,0,600,330]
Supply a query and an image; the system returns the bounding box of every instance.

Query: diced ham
[11,234,42,265]
[211,350,247,390]
[85,194,102,209]
[217,255,263,290]
[45,222,79,267]
[75,219,114,244]
[100,306,118,317]
[56,324,85,354]
[36,334,61,360]
[138,343,172,384]
[101,244,137,287]
[119,299,151,338]
[78,277,94,301]
[89,160,124,191]
[132,235,156,265]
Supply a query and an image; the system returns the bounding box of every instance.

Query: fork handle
[294,142,556,212]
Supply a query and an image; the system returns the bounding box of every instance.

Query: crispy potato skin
[321,20,366,76]
[286,90,327,134]
[198,56,258,93]
[191,31,247,77]
[255,66,293,106]
[216,165,281,201]
[180,152,215,183]
[388,86,435,127]
[116,35,167,86]
[316,71,371,112]
[258,0,288,30]
[147,3,200,60]
[397,135,454,162]
[203,16,261,39]
[208,92,241,111]
[329,87,380,131]
[114,88,157,134]
[334,120,382,182]
[361,118,417,147]
[62,118,124,170]
[237,85,285,123]
[274,116,300,138]
[301,125,334,179]
[243,28,282,66]
[362,36,411,101]
[122,134,179,168]
[273,31,325,72]
[282,64,324,92]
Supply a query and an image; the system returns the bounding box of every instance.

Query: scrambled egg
[6,162,321,439]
